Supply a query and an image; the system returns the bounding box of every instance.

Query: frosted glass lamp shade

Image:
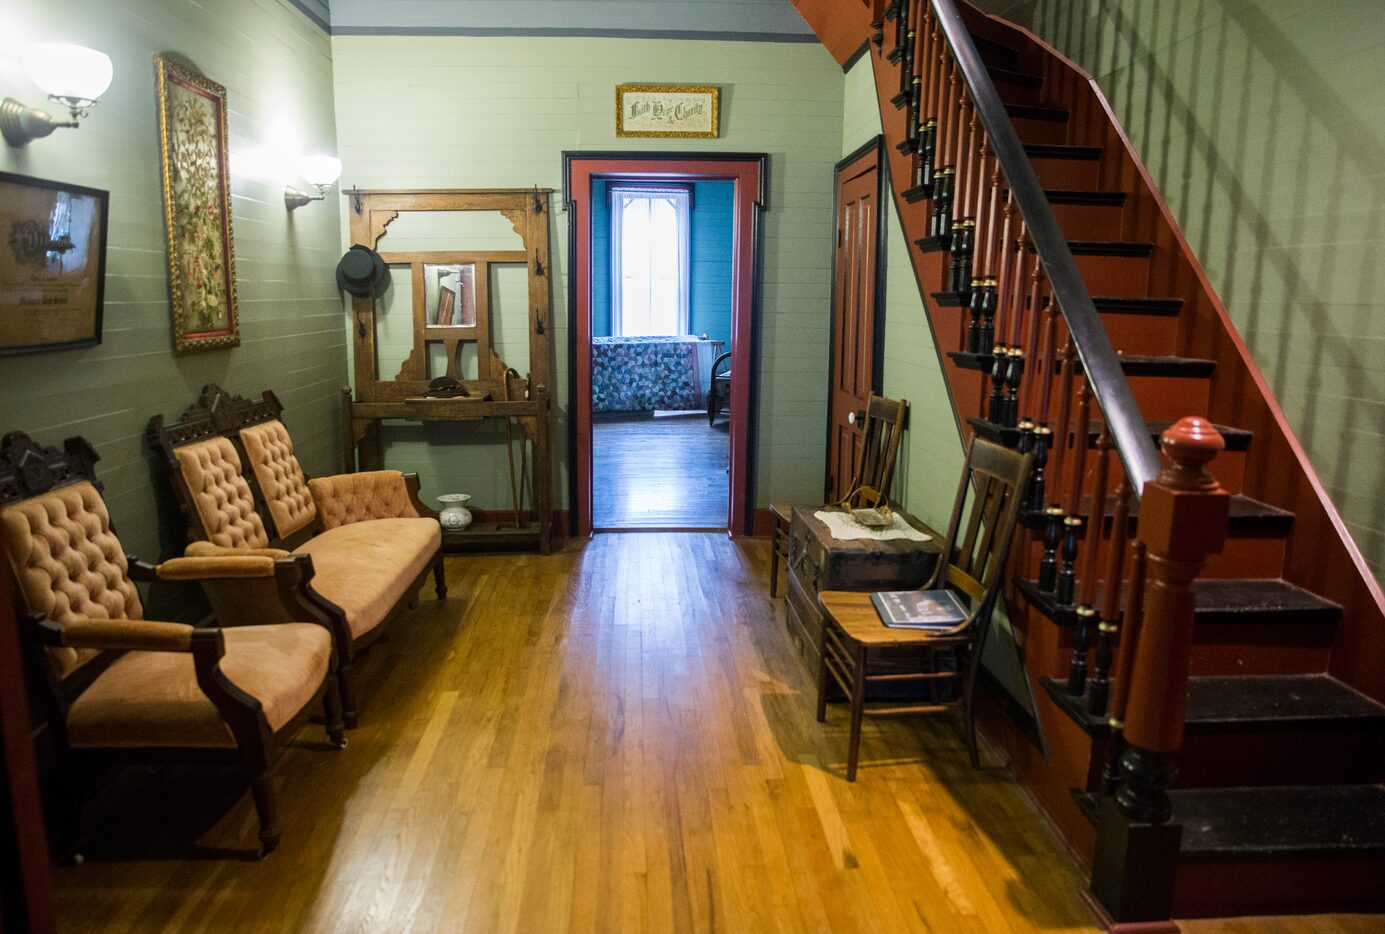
[299,154,342,189]
[22,43,114,108]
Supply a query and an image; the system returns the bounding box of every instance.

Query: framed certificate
[0,172,108,356]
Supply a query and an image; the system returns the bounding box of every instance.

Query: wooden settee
[149,385,445,726]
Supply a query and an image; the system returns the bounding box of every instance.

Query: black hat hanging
[335,244,390,299]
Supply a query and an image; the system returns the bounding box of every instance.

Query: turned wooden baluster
[1088,474,1132,717]
[1091,419,1229,926]
[1056,379,1092,606]
[870,0,889,47]
[889,0,908,61]
[1098,538,1145,797]
[1039,335,1076,592]
[1026,294,1059,512]
[1000,221,1028,427]
[1068,423,1111,695]
[895,0,917,103]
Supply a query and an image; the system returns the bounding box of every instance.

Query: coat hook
[349,185,364,215]
[532,186,544,214]
[533,254,545,276]
[534,313,545,335]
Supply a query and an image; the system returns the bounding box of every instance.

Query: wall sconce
[1,43,114,147]
[285,154,342,211]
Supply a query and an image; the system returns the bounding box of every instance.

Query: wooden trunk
[784,505,941,671]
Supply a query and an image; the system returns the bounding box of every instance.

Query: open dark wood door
[826,137,887,503]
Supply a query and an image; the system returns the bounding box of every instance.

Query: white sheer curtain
[609,186,691,337]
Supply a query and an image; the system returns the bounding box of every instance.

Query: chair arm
[155,555,282,581]
[308,469,429,529]
[184,542,293,559]
[37,615,198,653]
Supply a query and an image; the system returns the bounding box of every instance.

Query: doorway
[826,137,888,503]
[564,154,767,537]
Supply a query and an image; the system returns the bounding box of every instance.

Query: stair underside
[948,350,1215,379]
[1014,490,1295,538]
[966,415,1253,454]
[1042,674,1385,736]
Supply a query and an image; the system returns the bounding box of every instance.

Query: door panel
[827,141,884,503]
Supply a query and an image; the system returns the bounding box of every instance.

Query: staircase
[794,0,1385,922]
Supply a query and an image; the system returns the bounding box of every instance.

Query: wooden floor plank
[593,413,729,528]
[48,533,1385,933]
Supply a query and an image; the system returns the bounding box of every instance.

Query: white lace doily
[813,510,932,543]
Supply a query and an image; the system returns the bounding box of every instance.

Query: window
[610,186,690,336]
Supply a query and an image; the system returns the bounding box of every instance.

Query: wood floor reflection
[51,535,1385,933]
[593,412,729,528]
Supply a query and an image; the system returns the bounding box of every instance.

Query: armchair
[148,385,446,727]
[0,432,343,859]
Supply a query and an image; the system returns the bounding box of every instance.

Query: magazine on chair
[872,589,970,630]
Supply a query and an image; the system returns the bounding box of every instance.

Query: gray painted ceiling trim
[289,0,816,39]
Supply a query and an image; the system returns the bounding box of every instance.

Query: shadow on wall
[1031,0,1385,577]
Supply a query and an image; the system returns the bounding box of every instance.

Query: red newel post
[1089,416,1230,927]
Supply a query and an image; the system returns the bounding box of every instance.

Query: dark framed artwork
[154,54,239,353]
[0,172,108,356]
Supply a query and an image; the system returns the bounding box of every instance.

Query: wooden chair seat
[817,591,971,646]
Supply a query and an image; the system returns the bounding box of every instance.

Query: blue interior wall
[590,178,734,346]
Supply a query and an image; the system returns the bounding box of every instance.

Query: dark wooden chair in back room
[706,350,732,426]
[768,394,908,598]
[0,432,345,859]
[816,435,1032,779]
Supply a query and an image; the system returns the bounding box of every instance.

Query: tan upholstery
[172,438,269,549]
[239,420,317,539]
[309,470,419,531]
[0,482,143,678]
[66,623,332,749]
[293,518,440,638]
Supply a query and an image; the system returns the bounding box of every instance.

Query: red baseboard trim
[1080,890,1180,934]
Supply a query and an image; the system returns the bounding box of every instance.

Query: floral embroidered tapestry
[155,55,239,352]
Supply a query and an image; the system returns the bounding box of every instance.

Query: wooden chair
[706,351,732,425]
[838,394,908,510]
[816,435,1032,779]
[149,385,447,728]
[768,394,908,597]
[0,432,344,859]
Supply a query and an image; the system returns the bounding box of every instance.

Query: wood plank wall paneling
[0,0,346,591]
[1027,0,1385,580]
[331,36,845,513]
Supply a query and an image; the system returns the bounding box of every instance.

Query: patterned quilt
[592,336,703,412]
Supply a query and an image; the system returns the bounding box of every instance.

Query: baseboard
[750,507,775,537]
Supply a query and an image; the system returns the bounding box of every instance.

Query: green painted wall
[1026,0,1385,577]
[841,57,964,537]
[0,0,346,610]
[331,36,845,514]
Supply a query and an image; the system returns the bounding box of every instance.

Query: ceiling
[292,0,817,40]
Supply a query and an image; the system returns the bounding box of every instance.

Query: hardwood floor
[593,413,729,528]
[51,535,1385,933]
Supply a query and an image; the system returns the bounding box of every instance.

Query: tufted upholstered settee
[0,432,345,859]
[148,385,445,727]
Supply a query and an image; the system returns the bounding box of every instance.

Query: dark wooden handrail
[927,0,1162,497]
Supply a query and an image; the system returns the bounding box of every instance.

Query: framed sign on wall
[0,172,108,356]
[615,85,720,139]
[154,53,240,353]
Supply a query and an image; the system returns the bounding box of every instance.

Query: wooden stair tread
[1006,103,1069,123]
[988,64,1044,88]
[1076,786,1385,859]
[1024,143,1103,161]
[948,350,1214,379]
[1026,239,1153,257]
[1045,189,1127,206]
[1087,417,1254,451]
[1017,578,1342,627]
[1090,296,1184,316]
[1016,491,1295,538]
[1042,674,1385,736]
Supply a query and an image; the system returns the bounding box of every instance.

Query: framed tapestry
[615,85,719,139]
[0,172,108,356]
[154,54,239,353]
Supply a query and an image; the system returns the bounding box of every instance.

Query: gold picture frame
[154,54,240,353]
[615,84,720,139]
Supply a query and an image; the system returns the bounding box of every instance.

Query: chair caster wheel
[69,852,85,867]
[334,736,348,750]
[256,847,270,861]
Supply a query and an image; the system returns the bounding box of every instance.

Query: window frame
[609,184,693,337]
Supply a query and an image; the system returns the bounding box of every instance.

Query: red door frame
[563,152,768,537]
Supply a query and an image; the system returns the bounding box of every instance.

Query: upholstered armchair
[149,385,446,727]
[0,433,344,859]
